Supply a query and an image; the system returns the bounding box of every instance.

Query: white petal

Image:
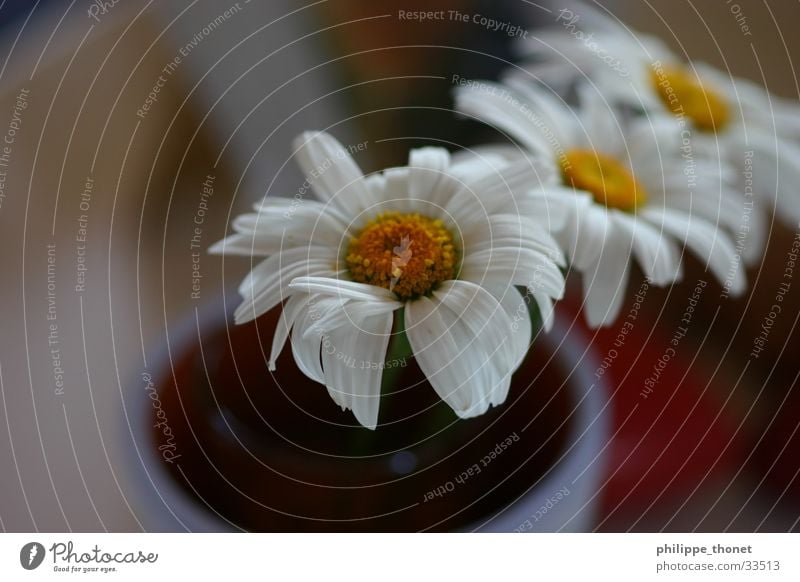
[462,214,566,266]
[581,221,632,327]
[290,300,338,384]
[641,208,745,295]
[449,144,529,181]
[613,212,680,286]
[486,286,533,366]
[211,199,349,256]
[662,188,745,235]
[626,115,684,168]
[518,187,575,233]
[460,246,565,299]
[575,82,624,154]
[405,297,497,418]
[292,131,372,216]
[747,129,800,224]
[238,246,337,296]
[433,280,517,376]
[408,147,460,209]
[288,276,398,302]
[320,310,393,429]
[247,200,351,243]
[447,159,559,227]
[532,291,556,333]
[234,252,339,324]
[303,298,401,340]
[374,166,411,205]
[454,82,560,159]
[741,202,767,266]
[503,78,578,149]
[558,202,611,270]
[269,294,313,370]
[208,233,273,256]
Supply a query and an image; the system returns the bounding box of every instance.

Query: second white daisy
[455,80,746,327]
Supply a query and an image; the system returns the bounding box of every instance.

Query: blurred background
[0,0,798,531]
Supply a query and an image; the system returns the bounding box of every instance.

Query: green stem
[524,286,545,338]
[380,308,413,395]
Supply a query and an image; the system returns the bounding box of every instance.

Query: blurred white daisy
[510,6,800,256]
[211,132,566,429]
[455,80,746,327]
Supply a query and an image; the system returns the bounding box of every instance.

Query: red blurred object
[559,285,746,526]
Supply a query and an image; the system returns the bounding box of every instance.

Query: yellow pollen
[346,211,458,300]
[651,64,730,132]
[561,149,647,212]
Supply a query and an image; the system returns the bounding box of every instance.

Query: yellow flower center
[651,64,730,132]
[346,211,458,300]
[561,149,647,211]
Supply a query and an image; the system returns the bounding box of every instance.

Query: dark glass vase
[129,303,611,532]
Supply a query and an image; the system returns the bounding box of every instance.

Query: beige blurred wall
[616,0,800,98]
[0,4,222,531]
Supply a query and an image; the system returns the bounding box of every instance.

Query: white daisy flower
[210,132,566,429]
[455,80,746,327]
[510,7,799,256]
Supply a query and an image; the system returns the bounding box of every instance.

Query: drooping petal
[288,276,398,303]
[613,212,681,286]
[485,285,533,366]
[290,298,341,384]
[740,202,767,266]
[641,207,745,295]
[581,221,633,327]
[234,251,339,324]
[557,202,612,271]
[531,291,556,333]
[320,310,393,430]
[303,298,401,341]
[269,294,314,370]
[433,280,517,376]
[405,296,503,418]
